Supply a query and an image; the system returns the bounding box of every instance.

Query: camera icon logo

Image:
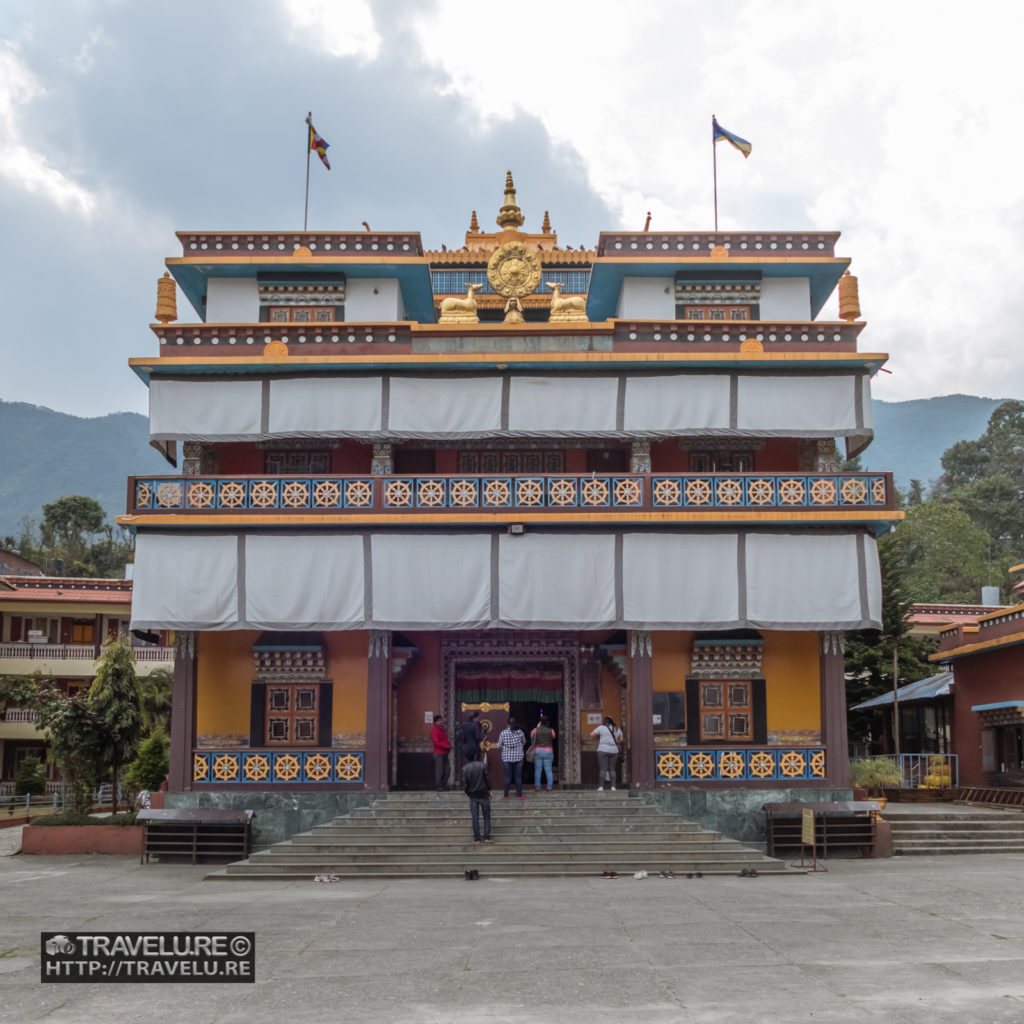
[45,935,75,956]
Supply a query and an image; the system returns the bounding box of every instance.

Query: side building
[0,575,174,792]
[931,565,1024,788]
[121,174,899,834]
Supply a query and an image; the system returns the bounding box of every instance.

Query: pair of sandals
[738,868,760,877]
[657,870,676,878]
[464,869,480,880]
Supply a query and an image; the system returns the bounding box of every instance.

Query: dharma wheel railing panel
[192,749,365,786]
[127,472,895,518]
[654,747,826,783]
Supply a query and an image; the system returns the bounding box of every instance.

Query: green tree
[14,754,47,796]
[0,675,106,814]
[41,495,105,564]
[951,474,1024,556]
[14,497,133,579]
[936,400,1024,560]
[139,667,173,735]
[892,501,996,603]
[845,534,936,751]
[87,635,144,812]
[126,730,170,792]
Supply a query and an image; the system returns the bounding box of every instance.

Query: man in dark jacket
[459,711,483,762]
[462,754,493,844]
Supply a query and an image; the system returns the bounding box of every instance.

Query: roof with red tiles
[0,576,134,606]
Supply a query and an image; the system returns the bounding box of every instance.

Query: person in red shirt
[431,715,452,791]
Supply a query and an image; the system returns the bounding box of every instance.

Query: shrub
[30,810,138,827]
[125,730,169,792]
[14,755,47,796]
[849,756,903,793]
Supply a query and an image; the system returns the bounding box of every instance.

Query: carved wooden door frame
[441,631,583,787]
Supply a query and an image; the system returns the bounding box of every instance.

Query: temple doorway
[440,632,584,788]
[456,665,564,787]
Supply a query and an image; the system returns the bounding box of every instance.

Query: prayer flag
[309,123,331,170]
[712,118,752,159]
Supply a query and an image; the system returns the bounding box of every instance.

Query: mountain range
[0,393,1016,539]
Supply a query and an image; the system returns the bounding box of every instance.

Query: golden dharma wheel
[487,241,542,298]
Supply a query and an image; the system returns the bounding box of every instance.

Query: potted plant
[849,757,902,808]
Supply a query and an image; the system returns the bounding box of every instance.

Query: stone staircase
[208,791,791,880]
[887,804,1024,855]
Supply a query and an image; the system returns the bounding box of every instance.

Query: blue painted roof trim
[168,261,437,324]
[586,258,850,321]
[971,701,1024,711]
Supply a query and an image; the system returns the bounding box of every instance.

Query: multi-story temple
[122,174,898,829]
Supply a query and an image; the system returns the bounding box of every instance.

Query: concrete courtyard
[1,831,1023,1024]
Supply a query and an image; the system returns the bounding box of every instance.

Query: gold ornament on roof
[496,169,525,230]
[838,270,861,322]
[439,282,482,324]
[155,271,177,323]
[547,281,587,322]
[488,241,542,323]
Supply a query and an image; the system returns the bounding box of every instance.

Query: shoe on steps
[597,786,604,792]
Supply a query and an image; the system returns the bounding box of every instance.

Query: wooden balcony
[125,471,895,524]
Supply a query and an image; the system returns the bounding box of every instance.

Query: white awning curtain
[148,371,872,448]
[131,528,881,632]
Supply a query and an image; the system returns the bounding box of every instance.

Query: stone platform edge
[165,788,853,849]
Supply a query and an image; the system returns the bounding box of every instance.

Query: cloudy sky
[1,0,1021,418]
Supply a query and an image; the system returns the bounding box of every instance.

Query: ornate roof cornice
[426,247,595,266]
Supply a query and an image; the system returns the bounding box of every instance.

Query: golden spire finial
[496,169,525,230]
[541,210,552,234]
[469,210,480,233]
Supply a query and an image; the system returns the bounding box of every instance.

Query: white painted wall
[758,277,811,321]
[205,278,260,322]
[616,277,675,319]
[345,279,405,321]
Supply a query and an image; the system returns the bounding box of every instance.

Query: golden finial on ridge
[496,170,525,230]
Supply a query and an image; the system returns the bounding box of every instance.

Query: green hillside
[0,401,168,539]
[862,394,1013,490]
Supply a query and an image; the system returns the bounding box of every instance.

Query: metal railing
[0,643,172,663]
[0,792,61,817]
[1,708,38,724]
[0,643,96,661]
[852,754,959,789]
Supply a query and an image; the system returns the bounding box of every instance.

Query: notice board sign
[801,807,815,847]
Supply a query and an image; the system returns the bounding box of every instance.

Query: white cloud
[0,42,100,217]
[281,0,382,61]
[69,28,111,74]
[405,0,1024,401]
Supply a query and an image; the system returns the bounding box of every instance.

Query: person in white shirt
[591,717,623,791]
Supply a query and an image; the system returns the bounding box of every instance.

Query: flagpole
[712,114,718,232]
[304,112,312,231]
